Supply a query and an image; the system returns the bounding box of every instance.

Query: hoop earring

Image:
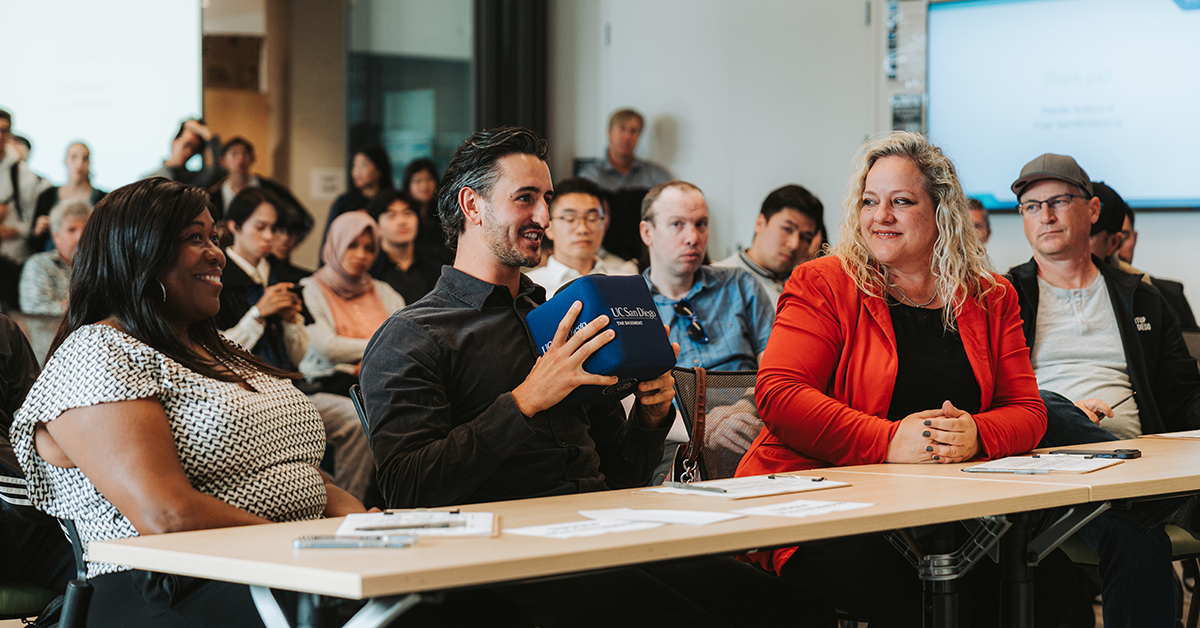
[158,281,167,303]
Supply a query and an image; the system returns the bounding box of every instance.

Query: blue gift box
[526,275,676,405]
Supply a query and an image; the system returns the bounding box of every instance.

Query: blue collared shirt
[643,266,775,371]
[577,154,672,192]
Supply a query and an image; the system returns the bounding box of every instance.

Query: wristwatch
[248,305,264,323]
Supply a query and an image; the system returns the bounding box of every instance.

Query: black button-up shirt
[361,266,671,508]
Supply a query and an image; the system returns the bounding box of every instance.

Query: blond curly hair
[831,131,998,330]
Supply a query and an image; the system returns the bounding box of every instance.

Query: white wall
[548,0,882,260]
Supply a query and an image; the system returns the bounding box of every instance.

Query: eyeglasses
[1017,194,1087,215]
[553,212,603,227]
[673,299,709,344]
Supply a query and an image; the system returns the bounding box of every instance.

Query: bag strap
[681,367,707,482]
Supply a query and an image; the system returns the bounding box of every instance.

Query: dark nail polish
[932,455,940,460]
[924,420,932,426]
[926,446,933,452]
[922,431,931,437]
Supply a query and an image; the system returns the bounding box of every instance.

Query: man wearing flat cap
[1007,153,1200,628]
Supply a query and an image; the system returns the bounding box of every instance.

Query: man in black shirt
[361,127,833,628]
[365,189,445,306]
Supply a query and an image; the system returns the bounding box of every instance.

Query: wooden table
[88,470,1088,599]
[88,437,1200,628]
[833,436,1200,501]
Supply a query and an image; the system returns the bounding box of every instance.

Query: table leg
[889,517,1010,628]
[249,585,427,628]
[999,513,1034,628]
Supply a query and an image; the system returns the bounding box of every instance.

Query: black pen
[1094,392,1135,420]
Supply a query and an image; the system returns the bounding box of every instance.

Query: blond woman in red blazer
[736,132,1071,627]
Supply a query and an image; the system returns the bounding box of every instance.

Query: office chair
[671,367,760,482]
[0,578,58,622]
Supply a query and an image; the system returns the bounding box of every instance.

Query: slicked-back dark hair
[49,177,296,382]
[436,126,548,252]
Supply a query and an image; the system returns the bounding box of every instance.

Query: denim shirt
[643,266,774,372]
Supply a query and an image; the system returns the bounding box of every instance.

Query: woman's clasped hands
[886,400,981,464]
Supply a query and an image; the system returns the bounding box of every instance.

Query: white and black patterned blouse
[10,324,327,577]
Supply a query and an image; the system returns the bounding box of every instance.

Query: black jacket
[1008,256,1200,435]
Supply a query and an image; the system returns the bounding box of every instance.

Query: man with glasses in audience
[639,180,776,480]
[715,184,825,304]
[1007,153,1200,628]
[525,177,637,297]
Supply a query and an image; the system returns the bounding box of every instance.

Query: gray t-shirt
[1032,274,1142,439]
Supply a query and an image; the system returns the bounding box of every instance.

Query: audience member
[206,136,310,224]
[401,157,451,259]
[300,211,404,395]
[28,142,106,252]
[10,178,364,628]
[214,188,374,501]
[967,197,991,245]
[19,199,90,315]
[640,180,775,476]
[0,109,53,266]
[525,176,637,297]
[321,145,392,247]
[737,132,1073,626]
[1088,182,1198,330]
[579,108,673,262]
[143,118,224,188]
[715,184,825,303]
[360,125,834,628]
[214,189,307,373]
[1117,204,1137,264]
[270,201,316,281]
[0,311,74,596]
[1007,153,1200,628]
[365,188,443,305]
[579,109,672,193]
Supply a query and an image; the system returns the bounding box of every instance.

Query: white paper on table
[732,499,873,519]
[964,456,1121,474]
[638,475,847,500]
[336,511,495,537]
[1141,429,1200,440]
[504,519,665,539]
[578,508,744,526]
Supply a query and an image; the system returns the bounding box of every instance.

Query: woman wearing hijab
[299,211,404,395]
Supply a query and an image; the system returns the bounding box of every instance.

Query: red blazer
[736,256,1045,574]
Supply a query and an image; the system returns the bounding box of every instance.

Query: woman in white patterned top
[9,178,366,628]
